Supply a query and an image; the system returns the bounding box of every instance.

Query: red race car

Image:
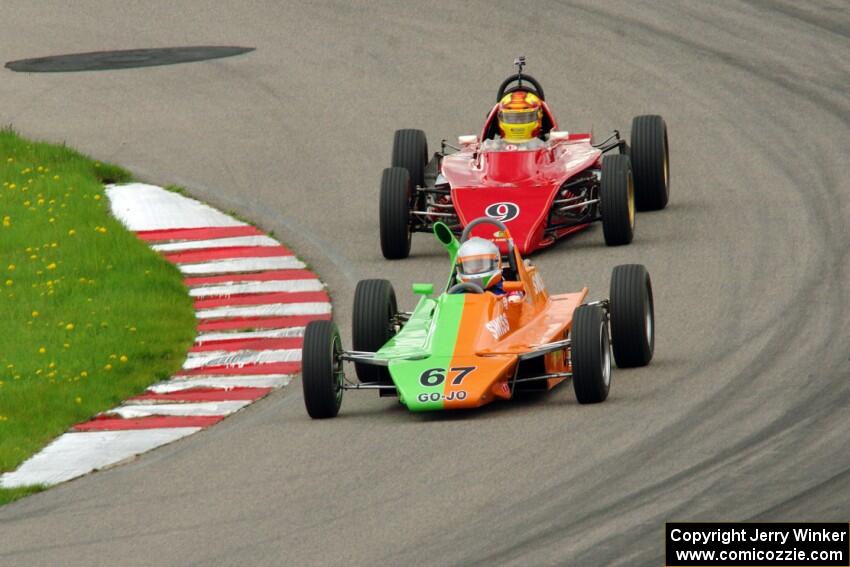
[379,57,670,258]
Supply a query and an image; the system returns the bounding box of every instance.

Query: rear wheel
[392,128,428,189]
[610,264,654,367]
[630,115,669,211]
[352,279,397,383]
[380,167,412,259]
[301,320,343,419]
[571,305,611,404]
[600,154,635,246]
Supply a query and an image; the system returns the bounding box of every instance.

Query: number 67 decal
[419,366,476,387]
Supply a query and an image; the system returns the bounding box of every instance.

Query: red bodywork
[440,102,602,254]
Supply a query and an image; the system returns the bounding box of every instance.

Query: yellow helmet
[497,91,543,143]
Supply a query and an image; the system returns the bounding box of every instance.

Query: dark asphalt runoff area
[1,2,848,565]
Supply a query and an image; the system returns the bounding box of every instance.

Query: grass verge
[0,129,196,504]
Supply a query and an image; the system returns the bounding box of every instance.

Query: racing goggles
[458,253,499,276]
[499,109,539,125]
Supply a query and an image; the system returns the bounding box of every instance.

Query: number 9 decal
[485,202,520,222]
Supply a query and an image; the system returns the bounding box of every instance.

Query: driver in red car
[481,91,545,151]
[456,238,524,301]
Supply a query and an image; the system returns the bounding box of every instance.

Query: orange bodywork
[441,244,588,409]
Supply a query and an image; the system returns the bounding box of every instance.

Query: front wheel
[380,167,412,259]
[301,320,343,418]
[571,305,612,404]
[600,154,635,246]
[609,264,654,368]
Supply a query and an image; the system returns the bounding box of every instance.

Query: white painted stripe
[196,328,305,343]
[149,375,291,393]
[196,302,331,320]
[179,257,305,274]
[108,401,250,418]
[0,428,200,488]
[183,349,302,370]
[106,183,244,231]
[189,279,323,297]
[151,235,279,252]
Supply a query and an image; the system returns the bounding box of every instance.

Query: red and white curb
[0,183,329,488]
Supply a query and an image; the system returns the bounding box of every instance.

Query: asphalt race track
[1,2,848,565]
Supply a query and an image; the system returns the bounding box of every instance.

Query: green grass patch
[0,129,196,484]
[0,484,45,506]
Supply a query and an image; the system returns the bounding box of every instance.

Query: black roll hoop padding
[496,73,545,102]
[460,217,519,281]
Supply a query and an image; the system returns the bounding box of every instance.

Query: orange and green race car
[301,218,655,418]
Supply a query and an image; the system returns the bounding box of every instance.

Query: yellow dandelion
[80,371,88,377]
[31,311,39,318]
[63,343,70,348]
[46,263,56,270]
[7,264,14,271]
[129,326,137,332]
[48,362,55,369]
[68,229,76,236]
[109,354,117,360]
[75,397,82,404]
[38,347,46,354]
[65,323,74,331]
[5,280,12,286]
[104,364,112,371]
[2,216,10,227]
[53,175,60,180]
[8,184,15,189]
[37,198,45,205]
[119,355,128,363]
[94,194,102,201]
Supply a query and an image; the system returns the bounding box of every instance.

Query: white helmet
[457,237,502,290]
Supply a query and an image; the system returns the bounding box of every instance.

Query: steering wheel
[460,217,519,279]
[448,282,484,295]
[496,73,545,101]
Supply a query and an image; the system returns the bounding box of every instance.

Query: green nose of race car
[379,293,516,412]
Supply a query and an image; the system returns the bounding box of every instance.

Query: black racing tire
[630,115,669,211]
[301,320,343,419]
[392,128,428,189]
[571,305,611,404]
[380,167,412,259]
[609,264,655,368]
[352,279,397,383]
[600,154,635,246]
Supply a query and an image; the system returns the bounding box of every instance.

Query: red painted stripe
[130,387,273,402]
[190,337,302,352]
[165,246,292,264]
[176,361,301,377]
[196,313,330,332]
[185,269,318,286]
[194,291,329,310]
[136,226,263,242]
[74,415,225,431]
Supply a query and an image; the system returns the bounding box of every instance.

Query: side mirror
[503,281,524,293]
[412,283,434,296]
